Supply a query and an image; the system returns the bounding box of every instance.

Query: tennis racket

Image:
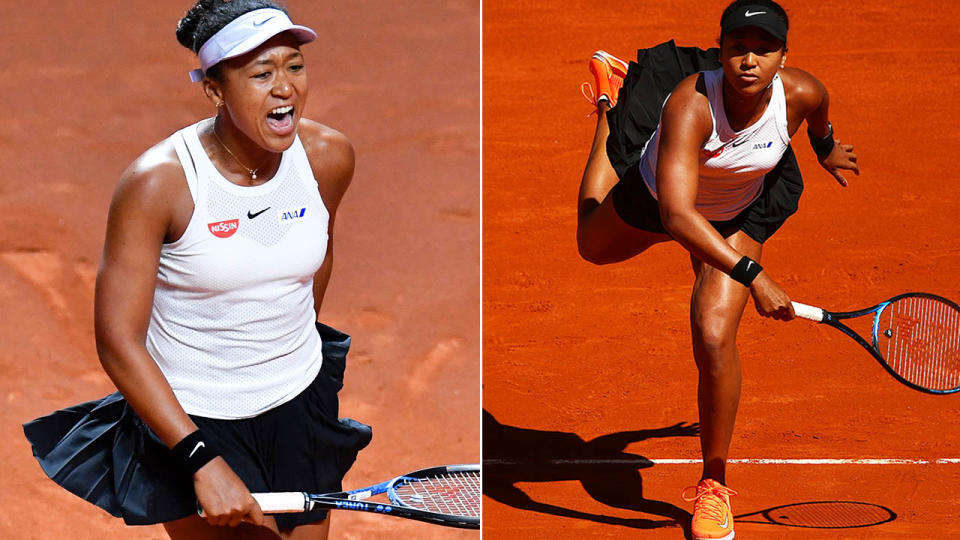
[791,292,960,394]
[209,464,480,529]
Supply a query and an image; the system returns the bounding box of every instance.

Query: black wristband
[170,430,219,476]
[729,256,763,286]
[808,121,835,159]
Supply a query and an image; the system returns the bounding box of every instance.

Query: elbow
[94,330,122,371]
[658,204,686,238]
[94,321,139,373]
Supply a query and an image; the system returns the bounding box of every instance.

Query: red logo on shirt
[208,219,239,238]
[703,146,724,158]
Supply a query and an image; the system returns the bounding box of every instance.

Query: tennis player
[577,1,859,538]
[22,1,371,538]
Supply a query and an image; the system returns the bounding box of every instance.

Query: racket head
[758,500,896,528]
[872,293,960,394]
[386,464,480,524]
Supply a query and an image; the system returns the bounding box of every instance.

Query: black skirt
[607,40,804,243]
[22,322,372,530]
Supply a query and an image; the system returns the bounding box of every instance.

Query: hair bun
[176,0,219,52]
[175,0,283,54]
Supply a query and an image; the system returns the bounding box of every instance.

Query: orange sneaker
[682,478,738,540]
[581,50,629,108]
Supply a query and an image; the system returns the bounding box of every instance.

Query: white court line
[484,458,960,465]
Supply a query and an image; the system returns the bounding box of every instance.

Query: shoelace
[681,482,738,523]
[580,82,606,116]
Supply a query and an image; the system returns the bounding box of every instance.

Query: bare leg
[688,230,762,484]
[576,103,668,264]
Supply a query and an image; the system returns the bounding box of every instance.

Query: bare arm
[299,119,356,317]
[95,150,197,448]
[783,67,860,185]
[94,145,263,527]
[656,80,745,275]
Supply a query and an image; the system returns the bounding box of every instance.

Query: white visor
[189,8,316,82]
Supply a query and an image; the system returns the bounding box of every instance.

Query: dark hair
[176,0,287,79]
[719,0,789,46]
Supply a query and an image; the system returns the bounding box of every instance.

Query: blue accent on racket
[793,292,960,394]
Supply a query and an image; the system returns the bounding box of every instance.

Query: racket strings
[883,296,960,391]
[391,471,480,517]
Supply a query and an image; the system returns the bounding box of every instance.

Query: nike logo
[719,514,730,528]
[730,138,749,147]
[745,260,754,272]
[247,207,270,219]
[253,16,276,27]
[189,441,205,458]
[744,10,766,17]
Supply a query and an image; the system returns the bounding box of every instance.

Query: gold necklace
[212,128,267,180]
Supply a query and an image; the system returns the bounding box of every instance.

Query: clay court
[483,1,960,538]
[0,1,478,538]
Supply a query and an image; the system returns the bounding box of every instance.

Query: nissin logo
[753,141,773,150]
[703,147,724,158]
[279,207,307,223]
[208,219,239,238]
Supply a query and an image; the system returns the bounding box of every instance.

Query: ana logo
[208,219,239,238]
[752,141,774,150]
[279,207,307,223]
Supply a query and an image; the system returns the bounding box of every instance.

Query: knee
[691,309,738,361]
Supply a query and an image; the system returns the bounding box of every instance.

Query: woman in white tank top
[577,2,860,539]
[23,1,370,538]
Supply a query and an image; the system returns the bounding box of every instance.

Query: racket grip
[252,492,311,513]
[791,301,825,322]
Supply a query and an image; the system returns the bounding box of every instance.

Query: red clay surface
[0,1,478,538]
[483,1,960,538]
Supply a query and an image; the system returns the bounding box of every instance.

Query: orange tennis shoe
[581,50,629,108]
[682,478,738,540]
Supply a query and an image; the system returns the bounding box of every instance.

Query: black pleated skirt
[23,322,372,530]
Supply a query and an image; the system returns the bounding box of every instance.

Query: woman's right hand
[748,272,795,321]
[194,457,265,527]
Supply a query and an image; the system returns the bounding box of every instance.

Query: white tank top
[145,120,329,419]
[639,68,791,220]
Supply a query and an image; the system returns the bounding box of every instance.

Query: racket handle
[252,492,311,513]
[197,492,309,517]
[791,301,825,322]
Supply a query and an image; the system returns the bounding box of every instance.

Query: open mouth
[266,105,295,134]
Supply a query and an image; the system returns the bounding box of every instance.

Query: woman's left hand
[819,139,859,187]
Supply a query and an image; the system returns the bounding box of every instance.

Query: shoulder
[660,73,713,142]
[113,136,188,212]
[296,118,355,209]
[665,72,710,109]
[104,134,193,245]
[779,67,827,112]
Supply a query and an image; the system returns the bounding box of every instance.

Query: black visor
[721,4,787,42]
